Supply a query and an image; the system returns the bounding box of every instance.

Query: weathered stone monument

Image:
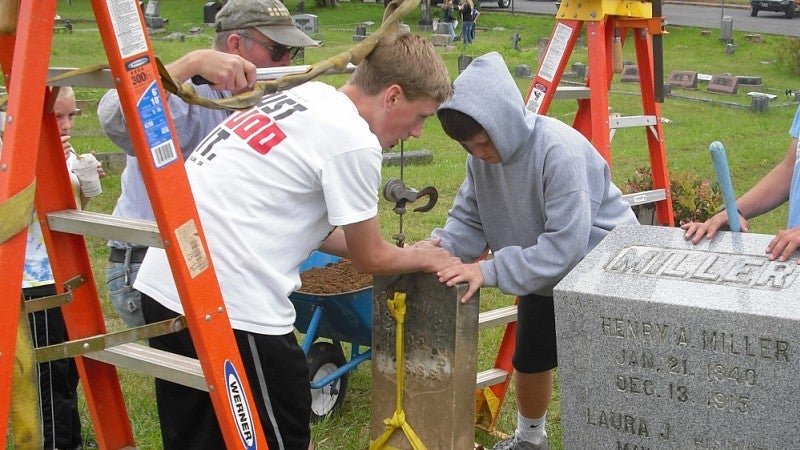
[620,65,639,83]
[708,74,739,94]
[514,64,532,78]
[554,225,800,449]
[458,54,473,73]
[353,24,367,42]
[293,13,318,35]
[668,70,698,89]
[370,273,478,449]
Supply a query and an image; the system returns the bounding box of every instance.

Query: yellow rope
[369,292,427,450]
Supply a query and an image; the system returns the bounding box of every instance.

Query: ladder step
[476,367,510,390]
[478,305,517,331]
[622,188,667,207]
[609,115,658,129]
[47,209,163,248]
[554,86,590,100]
[84,342,207,391]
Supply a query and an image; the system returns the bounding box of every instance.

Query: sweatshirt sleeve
[431,168,490,263]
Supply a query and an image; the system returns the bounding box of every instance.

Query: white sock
[515,411,547,444]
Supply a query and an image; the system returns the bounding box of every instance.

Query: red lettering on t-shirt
[225,110,286,155]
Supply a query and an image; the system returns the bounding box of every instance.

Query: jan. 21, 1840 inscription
[554,225,800,450]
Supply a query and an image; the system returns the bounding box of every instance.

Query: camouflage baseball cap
[215,0,318,48]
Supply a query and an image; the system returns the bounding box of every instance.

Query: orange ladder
[0,0,268,448]
[475,0,674,434]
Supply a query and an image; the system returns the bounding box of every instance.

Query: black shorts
[142,295,311,450]
[511,294,558,374]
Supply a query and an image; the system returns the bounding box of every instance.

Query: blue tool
[709,141,741,232]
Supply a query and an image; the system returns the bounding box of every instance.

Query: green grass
[5,0,800,448]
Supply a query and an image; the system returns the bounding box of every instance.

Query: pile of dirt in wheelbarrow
[299,259,373,294]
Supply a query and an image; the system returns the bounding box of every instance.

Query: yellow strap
[369,292,427,450]
[475,387,502,430]
[0,0,20,34]
[10,298,43,448]
[0,180,35,245]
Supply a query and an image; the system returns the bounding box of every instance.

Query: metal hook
[382,178,439,214]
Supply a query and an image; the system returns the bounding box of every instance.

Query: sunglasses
[241,32,300,62]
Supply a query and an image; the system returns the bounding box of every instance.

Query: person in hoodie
[427,52,638,450]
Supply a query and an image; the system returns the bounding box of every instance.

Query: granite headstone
[554,225,800,449]
[708,74,738,94]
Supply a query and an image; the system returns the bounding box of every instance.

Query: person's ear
[384,84,403,110]
[228,33,243,54]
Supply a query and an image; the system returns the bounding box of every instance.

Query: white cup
[70,153,102,197]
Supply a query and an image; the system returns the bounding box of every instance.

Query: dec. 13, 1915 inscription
[554,225,800,450]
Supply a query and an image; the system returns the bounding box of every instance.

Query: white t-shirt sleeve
[321,147,382,226]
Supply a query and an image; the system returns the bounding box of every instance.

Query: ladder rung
[554,86,590,100]
[476,368,510,389]
[48,67,116,88]
[622,189,667,207]
[84,342,208,391]
[609,115,658,129]
[478,305,517,331]
[47,209,163,248]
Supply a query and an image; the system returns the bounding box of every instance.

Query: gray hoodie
[432,52,638,297]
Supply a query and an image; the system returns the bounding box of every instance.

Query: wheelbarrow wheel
[307,341,348,421]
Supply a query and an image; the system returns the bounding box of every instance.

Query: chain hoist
[381,141,438,247]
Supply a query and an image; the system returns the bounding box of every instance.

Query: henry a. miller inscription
[554,225,800,450]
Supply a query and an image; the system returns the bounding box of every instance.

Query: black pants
[24,284,83,450]
[142,294,312,450]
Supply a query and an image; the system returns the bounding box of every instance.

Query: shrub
[776,37,800,77]
[624,166,724,226]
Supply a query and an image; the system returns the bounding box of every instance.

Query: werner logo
[225,361,257,449]
[125,56,150,71]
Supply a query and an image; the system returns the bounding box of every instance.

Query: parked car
[750,0,799,18]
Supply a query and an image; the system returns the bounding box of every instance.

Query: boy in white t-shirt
[133,32,459,450]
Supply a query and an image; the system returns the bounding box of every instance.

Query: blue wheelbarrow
[290,251,373,420]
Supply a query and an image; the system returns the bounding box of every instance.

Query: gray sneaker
[491,435,549,450]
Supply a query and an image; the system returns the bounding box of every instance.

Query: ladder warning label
[539,22,572,83]
[527,84,547,115]
[106,0,147,58]
[137,82,178,168]
[175,219,209,278]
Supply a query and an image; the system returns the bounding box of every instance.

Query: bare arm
[341,217,458,275]
[683,137,797,242]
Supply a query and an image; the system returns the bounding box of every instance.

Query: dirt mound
[298,259,373,294]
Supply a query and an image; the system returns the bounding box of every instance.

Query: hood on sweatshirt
[439,52,535,163]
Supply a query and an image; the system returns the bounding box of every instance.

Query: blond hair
[56,86,75,102]
[347,33,452,103]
